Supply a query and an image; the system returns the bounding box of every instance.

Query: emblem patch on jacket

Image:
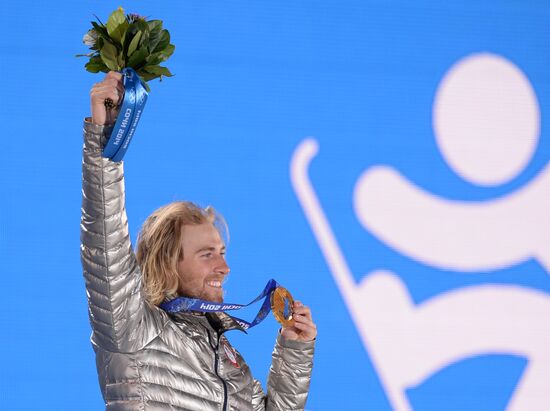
[222,340,240,369]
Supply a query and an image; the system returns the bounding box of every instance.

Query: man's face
[177,223,230,303]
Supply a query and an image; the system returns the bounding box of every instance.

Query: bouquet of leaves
[78,7,175,91]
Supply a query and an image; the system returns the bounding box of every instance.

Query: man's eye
[202,252,212,258]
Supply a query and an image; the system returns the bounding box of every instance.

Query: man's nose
[216,256,230,275]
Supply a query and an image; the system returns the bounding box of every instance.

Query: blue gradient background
[1,1,549,409]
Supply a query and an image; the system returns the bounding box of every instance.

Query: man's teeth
[207,281,222,288]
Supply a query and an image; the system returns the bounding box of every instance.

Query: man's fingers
[293,321,316,332]
[293,316,316,330]
[91,75,124,102]
[90,72,123,125]
[91,85,123,106]
[293,306,311,315]
[293,308,316,328]
[282,299,317,342]
[105,71,123,81]
[91,77,121,90]
[116,83,125,98]
[290,321,317,340]
[91,91,121,106]
[293,304,312,320]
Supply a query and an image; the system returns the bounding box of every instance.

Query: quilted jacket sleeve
[80,120,163,353]
[252,334,315,410]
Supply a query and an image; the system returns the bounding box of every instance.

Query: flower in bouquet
[77,7,175,91]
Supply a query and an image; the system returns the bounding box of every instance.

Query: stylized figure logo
[354,53,550,272]
[291,53,550,410]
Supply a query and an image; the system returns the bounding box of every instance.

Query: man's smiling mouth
[206,280,223,288]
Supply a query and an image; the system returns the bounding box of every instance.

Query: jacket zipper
[214,348,229,410]
[208,330,228,410]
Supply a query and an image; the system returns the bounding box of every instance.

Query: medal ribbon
[159,279,281,331]
[102,67,148,161]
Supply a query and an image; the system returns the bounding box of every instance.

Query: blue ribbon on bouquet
[102,67,148,162]
[160,279,282,331]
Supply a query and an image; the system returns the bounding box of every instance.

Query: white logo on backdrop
[291,53,550,410]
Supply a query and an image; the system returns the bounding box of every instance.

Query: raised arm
[80,72,162,353]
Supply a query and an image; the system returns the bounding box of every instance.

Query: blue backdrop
[1,1,550,410]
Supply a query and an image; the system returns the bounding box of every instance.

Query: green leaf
[144,45,174,66]
[75,52,95,58]
[127,48,148,69]
[106,8,126,43]
[115,20,130,45]
[91,21,109,39]
[122,22,137,47]
[160,43,175,60]
[145,52,162,66]
[85,61,108,73]
[92,25,118,52]
[152,30,170,53]
[85,55,108,73]
[146,42,174,66]
[135,19,149,31]
[146,32,160,53]
[137,70,159,82]
[117,54,125,70]
[135,19,149,45]
[100,41,119,71]
[88,55,104,65]
[143,65,173,77]
[147,20,163,33]
[120,29,128,51]
[127,31,142,58]
[120,23,138,63]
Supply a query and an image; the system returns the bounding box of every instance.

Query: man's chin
[204,289,224,303]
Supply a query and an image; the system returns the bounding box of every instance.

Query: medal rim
[270,287,295,328]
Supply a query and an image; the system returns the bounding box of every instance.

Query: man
[80,71,316,411]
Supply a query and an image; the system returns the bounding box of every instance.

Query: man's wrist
[277,330,316,349]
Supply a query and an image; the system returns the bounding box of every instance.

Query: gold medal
[270,287,295,328]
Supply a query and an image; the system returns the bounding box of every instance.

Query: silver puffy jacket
[80,121,315,410]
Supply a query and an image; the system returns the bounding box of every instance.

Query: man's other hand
[281,301,317,342]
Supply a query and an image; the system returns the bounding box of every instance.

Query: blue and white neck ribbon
[102,67,148,162]
[160,279,281,331]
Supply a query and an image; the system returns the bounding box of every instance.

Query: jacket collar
[168,310,246,334]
